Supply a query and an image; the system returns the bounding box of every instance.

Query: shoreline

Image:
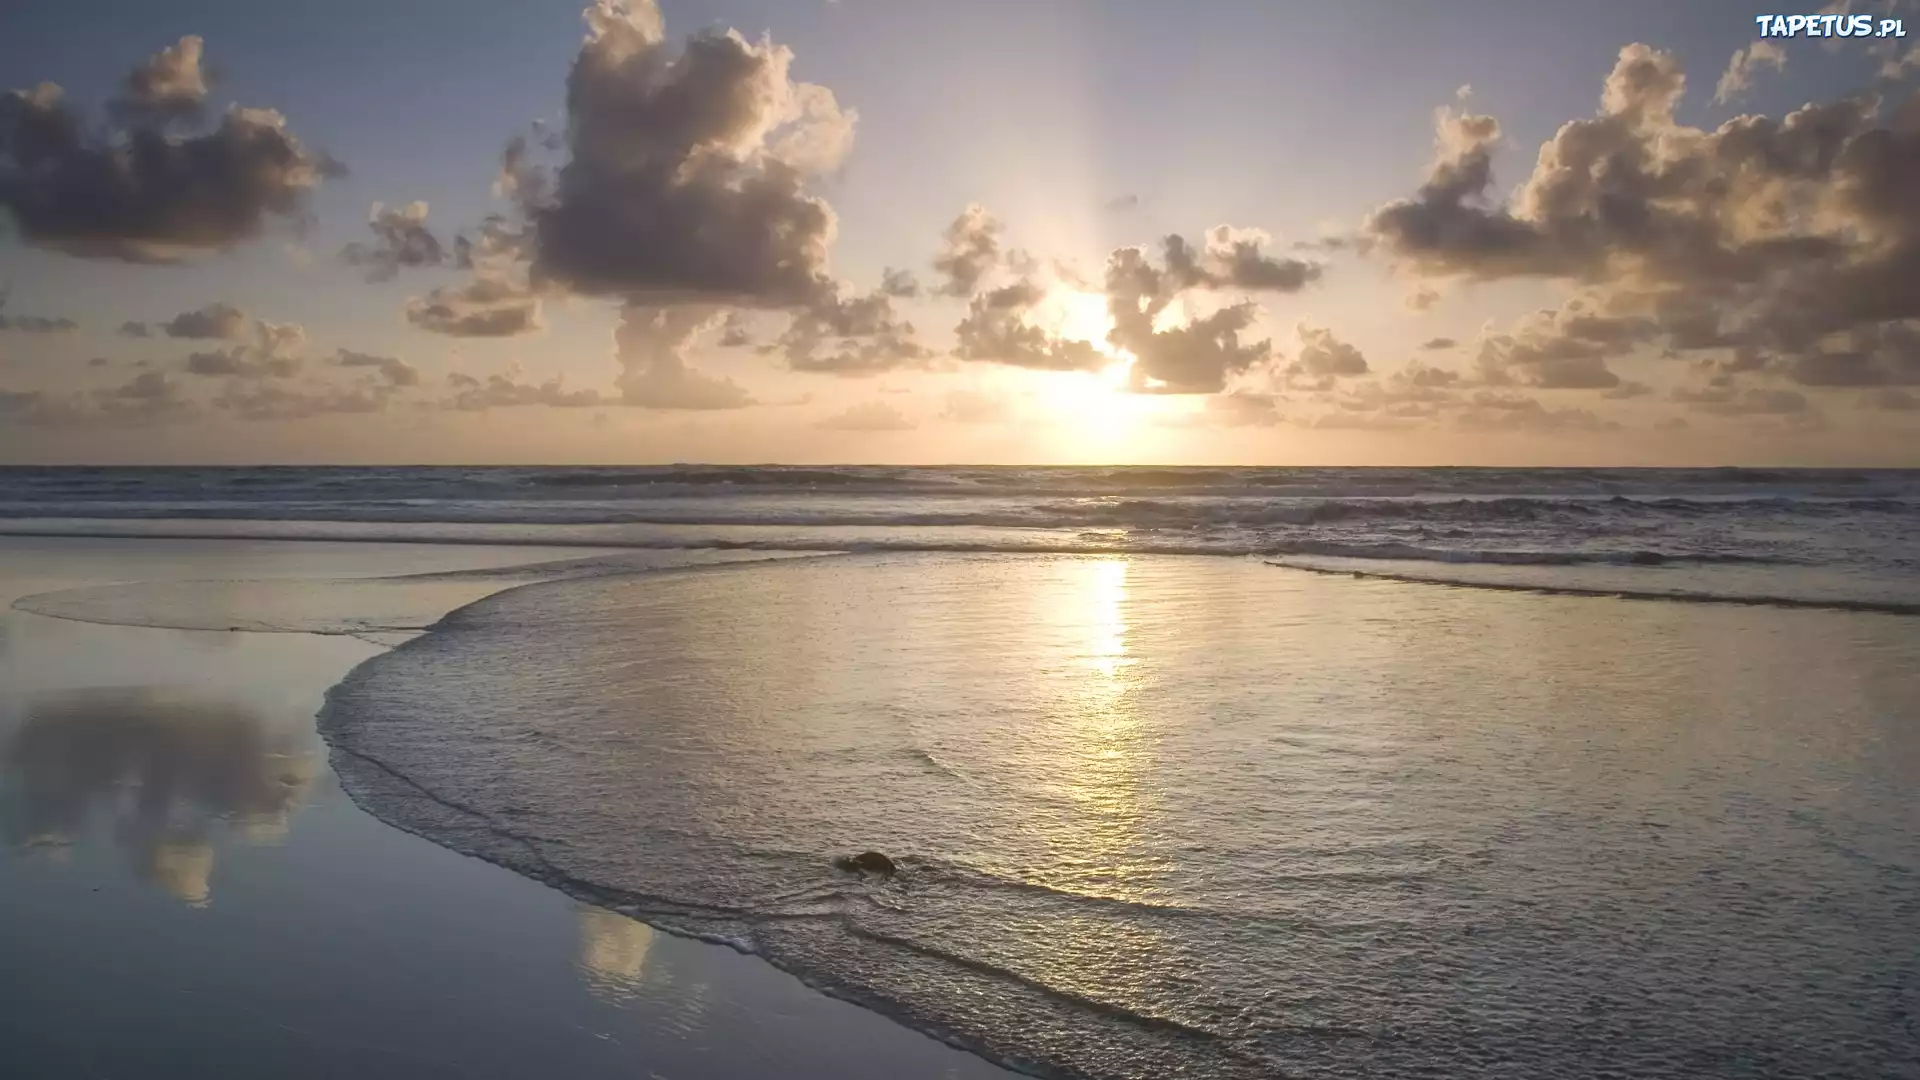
[0,536,1021,1080]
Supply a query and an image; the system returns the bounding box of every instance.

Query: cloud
[405,278,543,337]
[718,312,754,346]
[1871,387,1920,410]
[341,201,446,281]
[1104,194,1140,214]
[933,204,1002,297]
[1672,385,1812,416]
[1714,41,1787,106]
[505,1,851,306]
[775,281,930,375]
[0,39,336,263]
[0,370,195,427]
[1366,45,1920,403]
[152,301,249,340]
[117,320,152,338]
[614,303,753,408]
[1100,229,1321,393]
[1421,337,1457,350]
[0,290,77,333]
[109,36,212,126]
[443,369,604,410]
[1292,324,1370,377]
[333,349,420,388]
[212,380,393,420]
[953,279,1105,372]
[816,399,915,430]
[879,267,920,298]
[1456,391,1618,433]
[181,318,305,378]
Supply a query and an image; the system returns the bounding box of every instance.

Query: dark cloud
[816,400,915,431]
[118,320,152,338]
[0,38,335,263]
[444,370,604,410]
[506,1,850,306]
[0,291,77,333]
[615,303,753,409]
[1421,337,1457,350]
[953,279,1104,372]
[341,201,446,281]
[1105,194,1140,214]
[933,205,1002,298]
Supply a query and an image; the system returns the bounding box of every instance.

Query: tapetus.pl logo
[1755,12,1906,37]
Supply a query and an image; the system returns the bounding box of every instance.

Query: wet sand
[0,537,1015,1080]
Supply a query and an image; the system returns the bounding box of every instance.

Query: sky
[1,0,1917,466]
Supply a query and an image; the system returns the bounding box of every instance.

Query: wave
[1270,560,1920,617]
[0,519,1802,571]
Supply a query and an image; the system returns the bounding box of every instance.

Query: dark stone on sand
[1627,551,1668,566]
[835,851,896,876]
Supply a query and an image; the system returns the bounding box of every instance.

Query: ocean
[4,465,1918,1078]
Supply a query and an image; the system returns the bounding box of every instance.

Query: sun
[1019,288,1157,450]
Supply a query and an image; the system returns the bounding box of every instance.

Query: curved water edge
[310,551,1920,1079]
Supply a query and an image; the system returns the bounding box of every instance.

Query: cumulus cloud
[1,370,195,427]
[406,278,543,337]
[1456,391,1617,433]
[1714,41,1787,106]
[504,0,852,305]
[1099,230,1320,393]
[444,369,604,410]
[774,281,930,375]
[718,312,754,346]
[333,349,420,388]
[615,303,753,408]
[816,399,915,430]
[933,205,1003,297]
[181,318,304,378]
[0,39,336,262]
[110,35,212,126]
[1365,43,1920,419]
[153,302,249,340]
[341,201,446,281]
[953,279,1104,372]
[1292,324,1370,378]
[0,290,77,332]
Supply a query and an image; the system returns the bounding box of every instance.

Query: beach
[2,466,1918,1079]
[0,537,1015,1080]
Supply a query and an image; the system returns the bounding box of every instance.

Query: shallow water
[0,540,1014,1080]
[313,552,1920,1079]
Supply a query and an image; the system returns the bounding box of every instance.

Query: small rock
[834,851,897,876]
